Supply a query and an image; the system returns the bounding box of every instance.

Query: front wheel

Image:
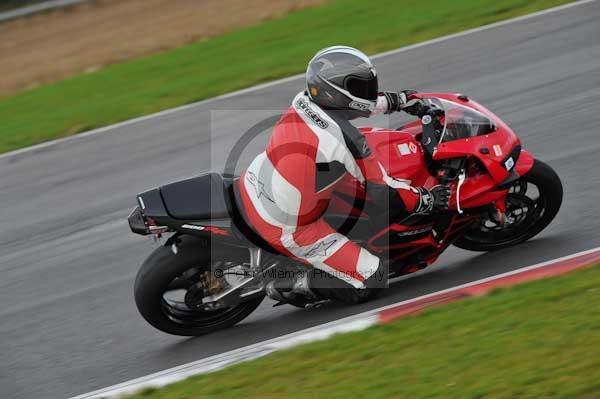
[134,236,264,336]
[453,159,563,252]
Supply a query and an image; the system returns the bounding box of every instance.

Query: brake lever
[456,169,466,214]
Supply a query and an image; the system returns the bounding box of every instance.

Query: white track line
[0,0,90,23]
[70,315,380,399]
[1,0,596,161]
[70,246,600,399]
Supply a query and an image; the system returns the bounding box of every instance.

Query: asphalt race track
[1,2,600,398]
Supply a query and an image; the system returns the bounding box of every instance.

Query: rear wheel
[453,159,562,252]
[134,236,264,336]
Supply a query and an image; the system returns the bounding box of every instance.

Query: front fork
[491,197,507,225]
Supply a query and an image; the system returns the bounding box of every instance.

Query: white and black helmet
[306,46,378,116]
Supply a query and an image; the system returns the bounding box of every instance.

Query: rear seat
[160,173,232,220]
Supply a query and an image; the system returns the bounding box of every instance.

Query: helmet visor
[344,75,378,101]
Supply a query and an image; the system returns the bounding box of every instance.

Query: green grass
[126,265,600,399]
[0,0,575,154]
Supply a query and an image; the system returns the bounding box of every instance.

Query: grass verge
[0,0,575,154]
[126,264,600,399]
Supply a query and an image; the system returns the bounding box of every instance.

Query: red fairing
[514,149,535,176]
[420,93,521,186]
[357,93,528,211]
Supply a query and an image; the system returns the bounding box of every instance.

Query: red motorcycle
[128,93,563,336]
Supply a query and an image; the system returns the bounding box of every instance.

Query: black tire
[453,159,562,252]
[134,236,264,336]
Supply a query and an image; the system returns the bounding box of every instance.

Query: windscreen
[421,97,495,142]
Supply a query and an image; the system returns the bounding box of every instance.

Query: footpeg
[304,299,328,310]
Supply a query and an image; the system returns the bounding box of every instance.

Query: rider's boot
[265,271,324,308]
[308,264,388,304]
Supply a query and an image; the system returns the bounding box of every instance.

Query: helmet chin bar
[320,78,376,113]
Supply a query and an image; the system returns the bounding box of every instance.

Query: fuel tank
[360,127,431,187]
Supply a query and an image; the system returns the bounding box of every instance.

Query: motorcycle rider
[236,46,450,306]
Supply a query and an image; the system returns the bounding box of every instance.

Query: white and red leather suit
[237,91,423,290]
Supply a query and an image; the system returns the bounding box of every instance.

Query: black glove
[404,100,445,119]
[402,99,428,117]
[414,185,451,214]
[381,89,418,113]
